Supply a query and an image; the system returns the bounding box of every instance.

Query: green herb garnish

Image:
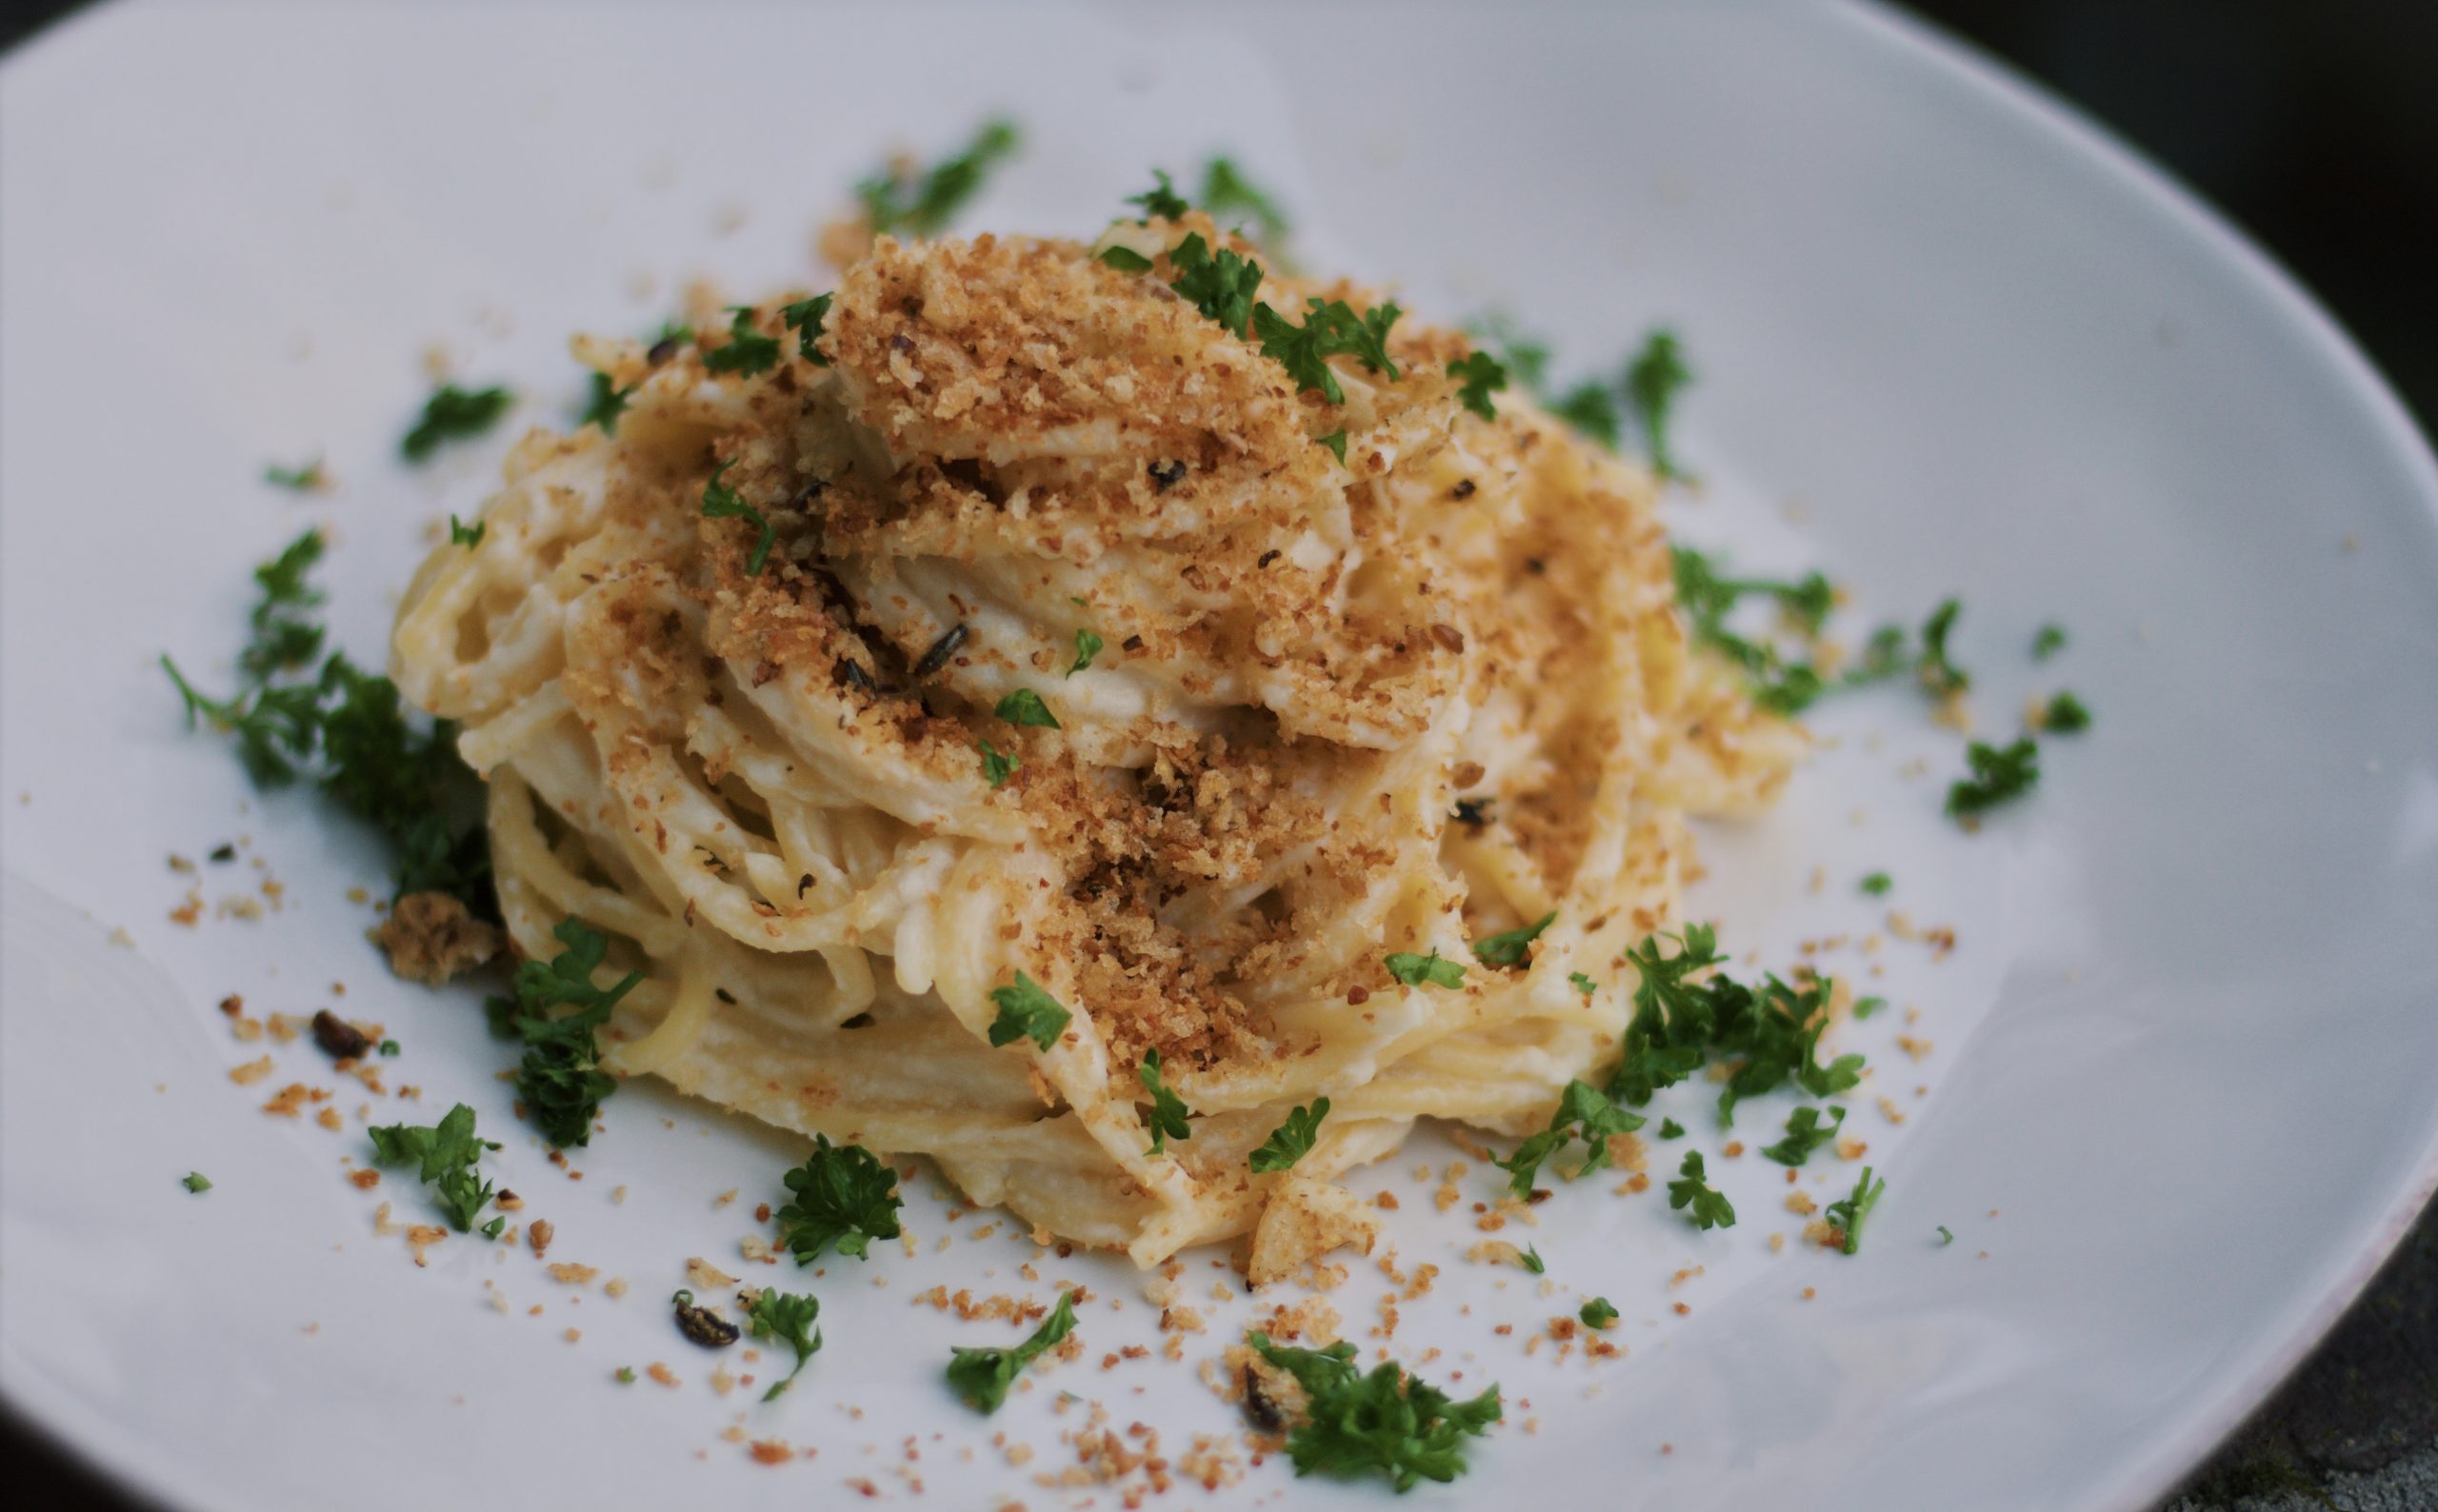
[947,1289,1077,1413]
[263,457,325,491]
[1947,737,2040,818]
[579,371,634,433]
[1492,1078,1644,1196]
[1917,598,1969,698]
[776,1134,902,1263]
[700,457,775,576]
[1249,1098,1329,1174]
[1625,329,1693,481]
[1520,1244,1546,1275]
[1127,169,1189,222]
[2031,623,2068,660]
[1657,1118,1686,1140]
[1137,1047,1192,1155]
[449,515,485,548]
[1319,429,1348,464]
[745,1288,823,1401]
[987,972,1070,1051]
[368,1102,498,1231]
[1758,1104,1847,1167]
[1200,156,1290,244]
[1580,1297,1617,1328]
[1167,232,1263,338]
[1471,910,1555,969]
[161,529,490,910]
[1936,1224,1955,1246]
[858,118,1020,238]
[401,384,511,463]
[978,740,1018,788]
[1824,1165,1886,1254]
[1097,245,1154,272]
[2041,690,2091,733]
[1249,1332,1500,1492]
[1446,351,1508,420]
[1549,382,1622,448]
[1385,950,1465,989]
[181,1171,212,1193]
[703,306,780,377]
[1667,1150,1735,1230]
[780,293,832,365]
[489,917,641,1147]
[1860,871,1892,896]
[994,688,1059,728]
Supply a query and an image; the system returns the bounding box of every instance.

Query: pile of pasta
[389,213,1800,1269]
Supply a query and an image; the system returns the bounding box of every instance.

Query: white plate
[6,3,2436,1509]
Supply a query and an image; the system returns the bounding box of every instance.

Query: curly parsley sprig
[369,1103,499,1231]
[1249,1332,1501,1492]
[776,1135,902,1263]
[490,918,642,1147]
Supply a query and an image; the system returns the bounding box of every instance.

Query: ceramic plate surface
[5,3,2436,1510]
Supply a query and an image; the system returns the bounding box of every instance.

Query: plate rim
[1830,2,2438,1505]
[3,2,2436,1509]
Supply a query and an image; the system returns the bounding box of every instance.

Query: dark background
[2,1,2431,1506]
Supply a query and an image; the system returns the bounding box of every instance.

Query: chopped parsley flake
[1249,1331,1500,1492]
[1860,871,1892,896]
[1471,910,1555,968]
[1947,737,2040,818]
[703,306,780,377]
[1580,1297,1617,1328]
[745,1288,823,1401]
[1492,1079,1644,1196]
[993,687,1060,728]
[1199,157,1289,244]
[449,515,485,548]
[1137,1047,1193,1155]
[1667,1150,1735,1230]
[161,529,491,911]
[776,1134,902,1263]
[1167,232,1264,338]
[1608,925,1863,1126]
[1918,598,1970,698]
[1657,1117,1686,1140]
[2032,623,2068,660]
[1625,329,1694,481]
[1549,381,1622,448]
[1096,245,1154,273]
[1824,1165,1886,1254]
[1936,1224,1955,1246]
[987,972,1070,1051]
[1249,1098,1329,1174]
[616,1366,637,1384]
[780,293,832,365]
[1067,628,1104,675]
[378,1039,401,1056]
[401,384,511,463]
[368,1103,498,1231]
[858,118,1020,238]
[1758,1104,1847,1166]
[1669,545,1843,714]
[700,458,775,576]
[1853,995,1888,1021]
[1569,972,1598,995]
[977,739,1018,788]
[262,457,324,491]
[1445,351,1508,420]
[1126,169,1189,222]
[481,1216,507,1240]
[490,917,642,1147]
[947,1290,1077,1414]
[181,1171,211,1193]
[1318,428,1348,464]
[579,371,634,433]
[1385,950,1466,989]
[2041,690,2092,733]
[1520,1244,1546,1275]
